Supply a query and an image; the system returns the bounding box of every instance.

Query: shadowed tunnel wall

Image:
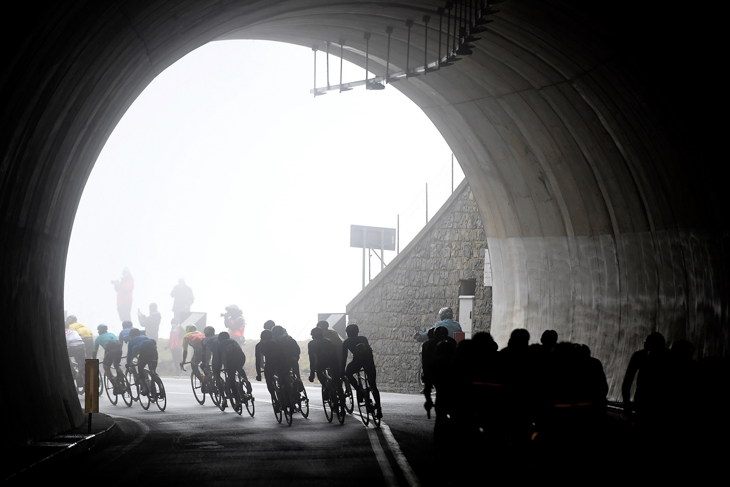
[1,0,726,447]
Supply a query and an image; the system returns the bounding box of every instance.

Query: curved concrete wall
[1,1,726,446]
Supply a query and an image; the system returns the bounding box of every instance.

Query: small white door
[458,295,474,339]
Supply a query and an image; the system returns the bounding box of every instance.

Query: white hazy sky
[64,40,464,340]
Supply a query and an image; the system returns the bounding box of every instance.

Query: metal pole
[364,32,370,83]
[423,15,430,74]
[326,41,330,90]
[385,26,393,82]
[405,20,413,76]
[437,8,444,65]
[340,41,345,92]
[312,47,317,97]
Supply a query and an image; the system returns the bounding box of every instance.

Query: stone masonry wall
[346,181,492,394]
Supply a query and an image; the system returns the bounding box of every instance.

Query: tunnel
[1,0,726,448]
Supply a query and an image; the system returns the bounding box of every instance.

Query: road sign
[180,312,207,329]
[350,225,396,250]
[318,313,347,338]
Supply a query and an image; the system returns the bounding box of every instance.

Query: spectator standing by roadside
[138,303,162,340]
[171,278,194,324]
[167,318,184,375]
[112,268,134,322]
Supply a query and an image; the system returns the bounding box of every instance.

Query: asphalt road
[88,375,438,486]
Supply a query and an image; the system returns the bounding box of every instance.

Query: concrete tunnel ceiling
[1,0,726,446]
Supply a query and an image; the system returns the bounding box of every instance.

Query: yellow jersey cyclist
[66,315,94,358]
[93,324,123,393]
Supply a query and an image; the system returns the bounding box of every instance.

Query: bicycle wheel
[99,369,104,396]
[126,369,139,401]
[154,375,167,411]
[217,373,228,411]
[210,378,221,407]
[191,372,206,405]
[139,371,151,410]
[364,374,380,427]
[104,373,118,405]
[272,388,283,423]
[119,374,133,407]
[299,386,309,418]
[357,375,369,426]
[283,400,293,426]
[322,385,334,423]
[230,375,243,415]
[238,375,255,417]
[336,388,346,425]
[343,380,354,414]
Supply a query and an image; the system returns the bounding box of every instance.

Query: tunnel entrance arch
[2,0,726,447]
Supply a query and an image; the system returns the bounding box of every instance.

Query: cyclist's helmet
[203,326,215,337]
[438,307,453,320]
[186,324,197,333]
[310,327,324,339]
[129,328,141,338]
[263,320,275,330]
[316,320,330,329]
[66,315,77,326]
[346,324,359,337]
[219,331,230,340]
[271,325,285,337]
[97,324,108,334]
[260,330,273,340]
[122,320,133,329]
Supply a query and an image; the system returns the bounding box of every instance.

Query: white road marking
[366,424,399,486]
[105,414,150,463]
[380,422,421,487]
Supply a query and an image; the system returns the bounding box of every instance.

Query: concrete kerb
[5,413,118,482]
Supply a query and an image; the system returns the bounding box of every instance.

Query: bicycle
[290,370,309,419]
[126,362,139,403]
[103,363,127,406]
[272,371,294,426]
[355,368,380,427]
[70,358,85,395]
[226,369,255,417]
[182,362,207,405]
[341,379,354,414]
[320,369,345,424]
[136,364,167,412]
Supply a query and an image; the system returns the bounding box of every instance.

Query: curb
[5,413,118,482]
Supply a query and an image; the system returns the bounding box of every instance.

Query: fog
[64,40,463,340]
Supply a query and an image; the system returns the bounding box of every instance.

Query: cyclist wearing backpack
[180,324,205,385]
[342,324,382,418]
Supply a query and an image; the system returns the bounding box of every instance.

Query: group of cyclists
[64,314,161,402]
[181,321,254,411]
[65,309,383,422]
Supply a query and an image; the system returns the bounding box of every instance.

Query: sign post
[350,225,396,289]
[85,359,100,433]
